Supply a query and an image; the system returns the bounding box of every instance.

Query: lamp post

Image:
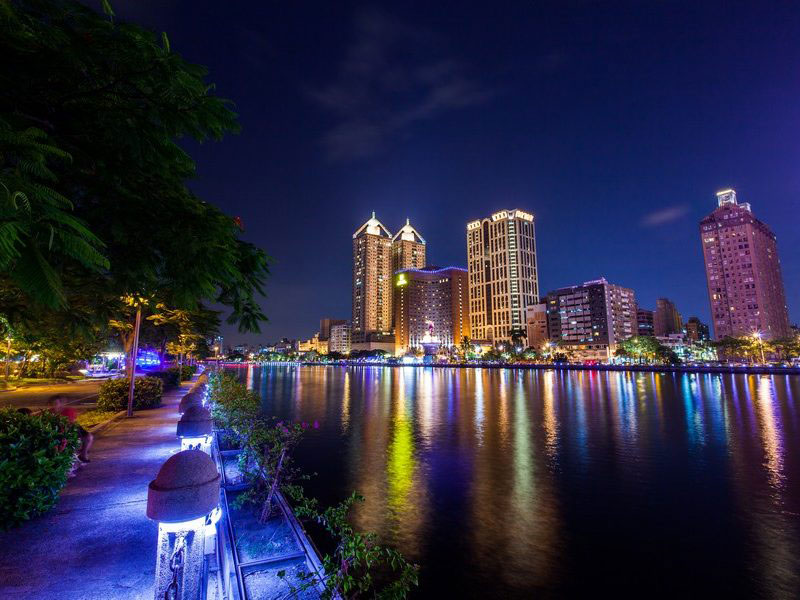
[124,295,149,418]
[147,450,220,600]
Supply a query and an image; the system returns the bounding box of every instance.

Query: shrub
[97,377,163,411]
[0,409,80,528]
[149,370,180,389]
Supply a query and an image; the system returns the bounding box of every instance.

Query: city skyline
[116,2,800,344]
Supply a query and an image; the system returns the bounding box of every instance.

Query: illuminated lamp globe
[146,449,220,523]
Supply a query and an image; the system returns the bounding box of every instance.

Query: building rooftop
[391,218,426,244]
[353,211,391,238]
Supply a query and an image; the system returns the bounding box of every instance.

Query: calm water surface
[235,365,800,599]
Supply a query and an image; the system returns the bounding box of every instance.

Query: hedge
[97,377,163,411]
[0,409,80,528]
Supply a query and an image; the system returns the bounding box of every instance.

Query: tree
[1,1,269,332]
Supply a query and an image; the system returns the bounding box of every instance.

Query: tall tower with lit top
[352,212,393,341]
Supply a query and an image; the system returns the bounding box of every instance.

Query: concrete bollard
[178,392,203,415]
[176,405,213,453]
[147,450,220,600]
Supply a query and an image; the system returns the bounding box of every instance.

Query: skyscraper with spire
[392,218,426,273]
[352,212,393,341]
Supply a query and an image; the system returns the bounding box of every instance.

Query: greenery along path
[0,378,195,600]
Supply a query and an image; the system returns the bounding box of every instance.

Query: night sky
[94,1,800,344]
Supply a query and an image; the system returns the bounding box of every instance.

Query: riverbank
[226,360,800,376]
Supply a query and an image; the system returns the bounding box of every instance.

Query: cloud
[309,9,491,161]
[640,205,691,227]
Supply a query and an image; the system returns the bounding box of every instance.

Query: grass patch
[75,409,120,429]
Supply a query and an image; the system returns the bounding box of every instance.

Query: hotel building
[466,209,539,344]
[544,278,637,360]
[352,213,394,342]
[393,266,470,354]
[700,189,790,340]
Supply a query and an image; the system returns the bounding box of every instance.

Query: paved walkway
[0,379,194,600]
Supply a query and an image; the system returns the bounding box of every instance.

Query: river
[234,364,800,599]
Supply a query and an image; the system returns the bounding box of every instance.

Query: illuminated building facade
[700,189,790,340]
[393,267,470,354]
[329,323,352,354]
[525,303,549,348]
[466,209,539,344]
[319,318,347,342]
[654,298,682,337]
[392,219,426,273]
[545,278,637,360]
[352,213,394,342]
[636,308,654,337]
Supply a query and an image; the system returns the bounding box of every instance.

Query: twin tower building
[352,209,538,355]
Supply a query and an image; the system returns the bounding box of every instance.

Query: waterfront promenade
[0,380,193,599]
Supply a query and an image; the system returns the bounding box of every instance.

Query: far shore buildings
[636,308,654,337]
[525,303,549,348]
[545,278,637,360]
[700,189,791,340]
[685,316,710,342]
[654,297,682,337]
[467,209,539,344]
[329,322,352,354]
[393,266,470,355]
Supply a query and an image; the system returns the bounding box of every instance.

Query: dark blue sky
[104,1,800,344]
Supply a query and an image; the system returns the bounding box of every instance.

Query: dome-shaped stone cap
[147,450,220,522]
[178,392,202,414]
[177,405,213,438]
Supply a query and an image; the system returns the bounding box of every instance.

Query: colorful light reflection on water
[236,365,800,598]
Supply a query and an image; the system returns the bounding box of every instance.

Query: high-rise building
[392,219,426,273]
[525,303,549,348]
[636,308,655,337]
[329,323,352,354]
[466,209,539,344]
[685,316,710,342]
[544,278,637,360]
[393,267,470,354]
[654,298,682,337]
[700,189,791,340]
[352,213,393,342]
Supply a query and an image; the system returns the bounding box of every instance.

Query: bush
[150,365,198,389]
[97,377,163,411]
[0,409,80,528]
[149,370,180,389]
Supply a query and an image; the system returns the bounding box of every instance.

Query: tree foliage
[0,0,269,332]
